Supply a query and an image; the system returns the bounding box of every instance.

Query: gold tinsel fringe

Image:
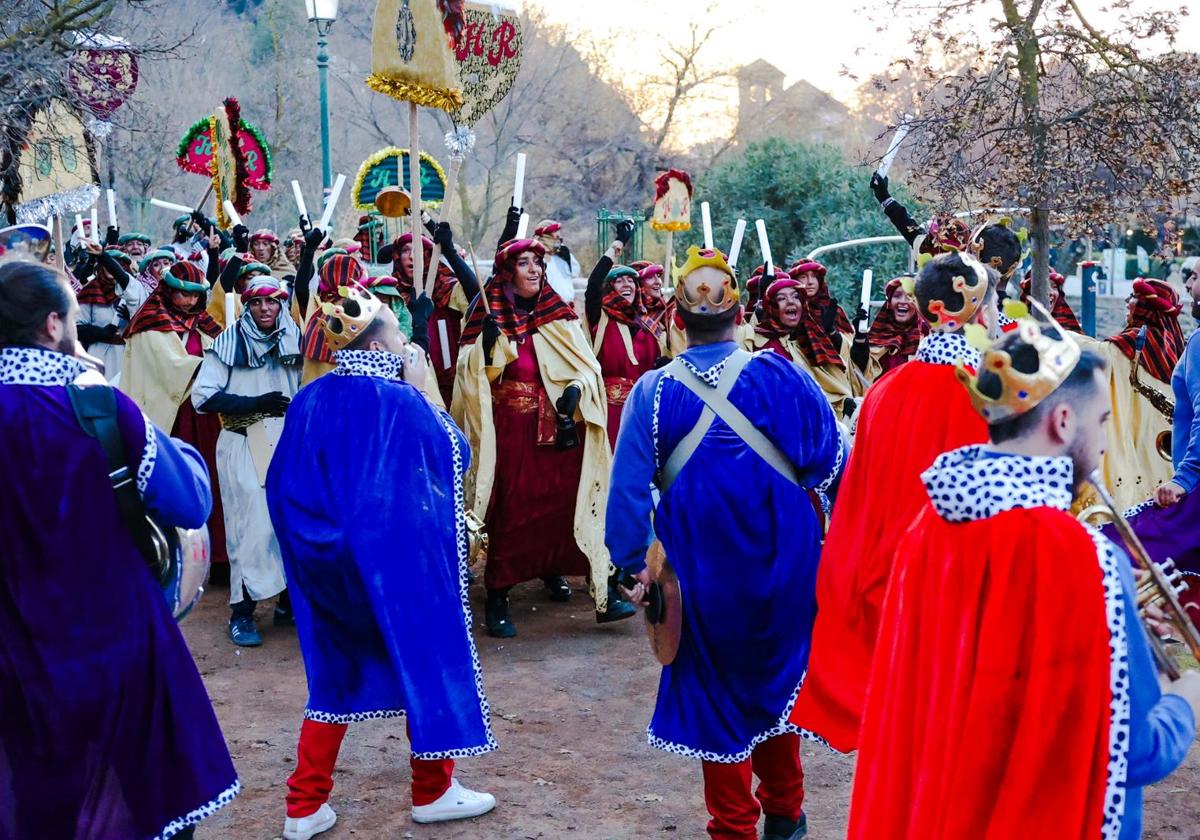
[365,74,464,113]
[650,221,694,233]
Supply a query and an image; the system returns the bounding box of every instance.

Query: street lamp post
[305,0,339,196]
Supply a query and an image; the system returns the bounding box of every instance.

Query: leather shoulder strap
[67,385,159,567]
[659,350,799,492]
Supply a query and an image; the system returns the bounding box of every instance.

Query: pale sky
[531,0,1200,107]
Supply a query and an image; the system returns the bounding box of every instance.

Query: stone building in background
[733,59,876,152]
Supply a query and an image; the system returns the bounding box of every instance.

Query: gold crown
[674,246,739,315]
[954,301,1082,423]
[320,282,385,352]
[924,254,989,331]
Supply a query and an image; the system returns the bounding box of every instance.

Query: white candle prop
[700,202,714,250]
[291,180,309,221]
[512,152,526,209]
[860,268,874,314]
[222,199,243,228]
[149,198,195,214]
[876,117,911,178]
[437,320,451,370]
[755,219,774,276]
[224,292,235,327]
[90,208,99,244]
[317,173,346,233]
[106,189,117,229]
[728,219,747,268]
[73,214,85,245]
[515,212,530,240]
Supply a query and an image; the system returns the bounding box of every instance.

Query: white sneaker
[411,778,497,824]
[283,803,337,840]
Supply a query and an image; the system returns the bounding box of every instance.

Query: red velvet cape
[847,505,1113,838]
[790,362,987,750]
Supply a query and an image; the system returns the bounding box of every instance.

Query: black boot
[595,574,637,624]
[763,813,807,840]
[273,588,295,627]
[542,575,571,602]
[485,588,517,638]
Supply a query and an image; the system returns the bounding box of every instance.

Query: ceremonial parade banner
[68,33,139,126]
[651,169,693,233]
[352,147,447,211]
[8,100,99,223]
[367,0,465,111]
[450,2,523,128]
[176,98,269,228]
[177,117,272,191]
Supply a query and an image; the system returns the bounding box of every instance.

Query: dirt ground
[186,576,1200,840]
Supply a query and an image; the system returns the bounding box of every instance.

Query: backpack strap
[67,384,161,569]
[659,349,800,493]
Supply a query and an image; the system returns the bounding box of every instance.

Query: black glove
[191,211,213,235]
[614,219,635,245]
[100,323,122,342]
[820,304,838,335]
[105,225,119,246]
[481,313,501,355]
[232,224,250,253]
[556,384,582,417]
[870,173,890,205]
[852,305,869,331]
[432,221,454,251]
[507,205,522,227]
[850,337,870,372]
[652,355,671,370]
[75,323,107,345]
[256,391,291,417]
[557,244,572,264]
[843,398,858,420]
[409,291,434,324]
[303,226,325,252]
[555,387,582,451]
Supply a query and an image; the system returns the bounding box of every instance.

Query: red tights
[285,718,454,818]
[700,734,805,839]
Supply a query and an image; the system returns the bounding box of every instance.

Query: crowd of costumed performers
[7,156,1200,840]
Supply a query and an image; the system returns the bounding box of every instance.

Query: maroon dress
[591,318,659,450]
[485,339,588,590]
[170,328,228,564]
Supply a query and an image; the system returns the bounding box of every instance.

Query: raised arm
[871,174,924,248]
[585,220,635,326]
[497,205,521,250]
[293,226,325,319]
[431,221,480,304]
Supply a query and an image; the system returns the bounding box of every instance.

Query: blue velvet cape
[0,345,238,839]
[606,342,845,761]
[266,356,495,759]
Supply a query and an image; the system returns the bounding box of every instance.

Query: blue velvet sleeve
[605,372,662,574]
[1118,558,1197,787]
[115,390,213,530]
[1172,335,1200,494]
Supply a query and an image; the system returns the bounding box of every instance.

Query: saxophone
[1079,471,1200,679]
[1129,326,1175,460]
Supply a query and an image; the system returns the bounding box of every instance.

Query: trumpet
[1129,326,1175,460]
[1079,471,1200,679]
